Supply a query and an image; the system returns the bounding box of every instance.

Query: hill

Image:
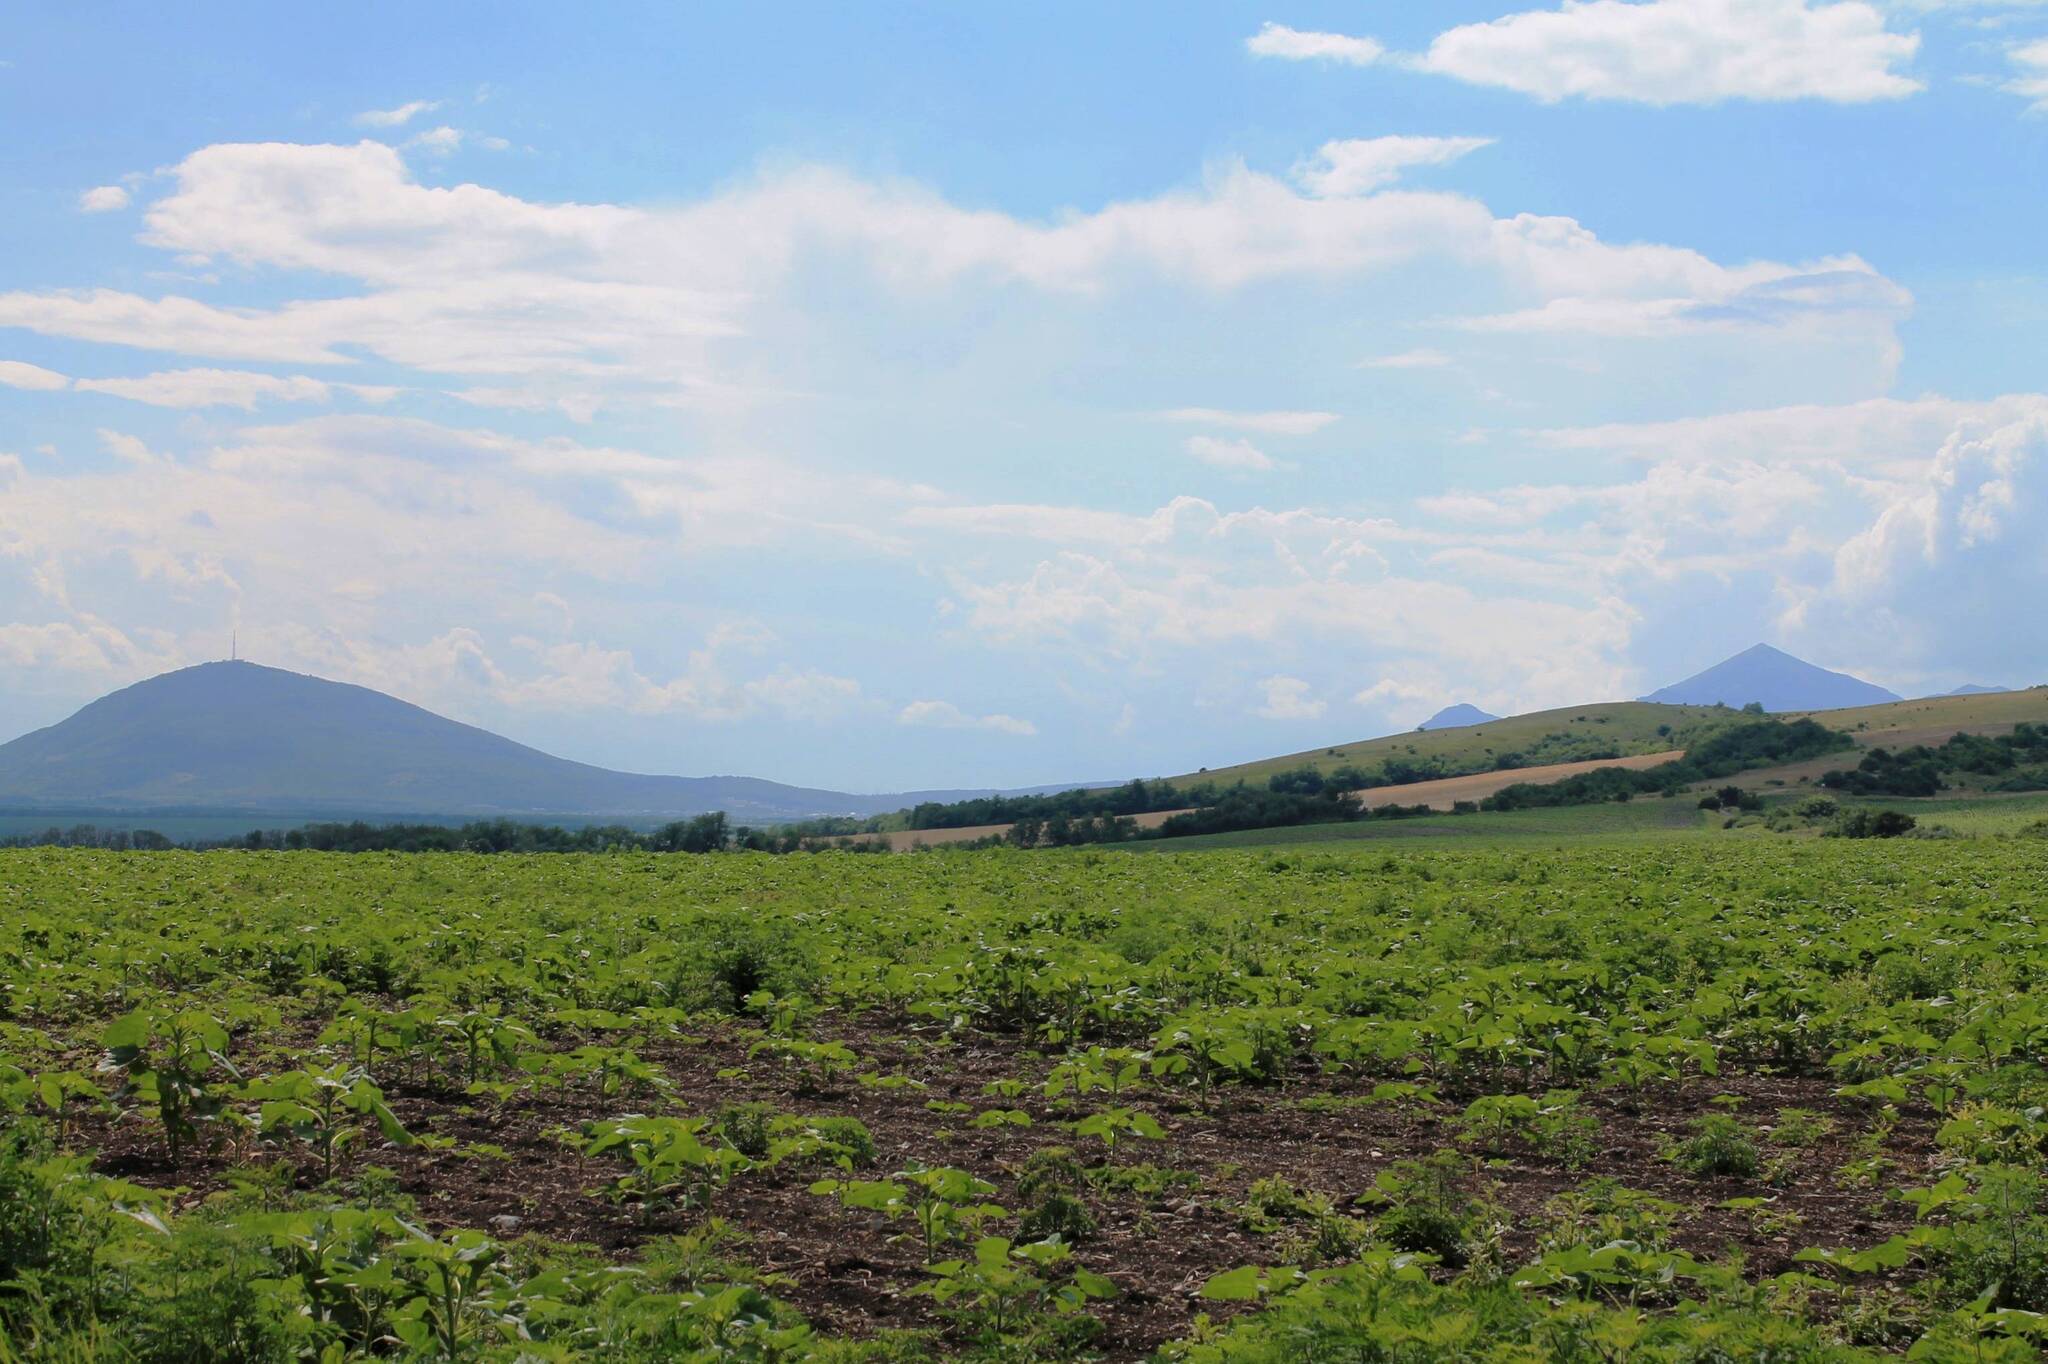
[0,662,1085,823]
[1169,700,1734,790]
[1944,684,2012,696]
[1418,703,1499,731]
[1642,643,1898,712]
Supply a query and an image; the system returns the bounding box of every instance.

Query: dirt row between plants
[81,1009,1929,1360]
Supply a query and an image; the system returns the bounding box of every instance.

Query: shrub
[1672,1114,1761,1178]
[1825,809,1918,839]
[1019,1191,1096,1243]
[1359,1152,1497,1266]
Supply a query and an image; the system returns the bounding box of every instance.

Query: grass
[1786,686,2048,738]
[1835,789,2048,836]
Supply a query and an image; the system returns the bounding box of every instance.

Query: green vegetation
[1481,717,1851,810]
[7,840,2048,1358]
[1821,723,2048,797]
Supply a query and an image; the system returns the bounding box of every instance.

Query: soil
[74,1009,1935,1360]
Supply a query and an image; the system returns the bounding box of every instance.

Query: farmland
[8,841,2048,1360]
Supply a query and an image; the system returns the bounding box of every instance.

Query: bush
[1360,1152,1497,1266]
[1825,809,1917,840]
[1672,1114,1761,1178]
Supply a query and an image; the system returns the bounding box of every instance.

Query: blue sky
[3,1,2046,791]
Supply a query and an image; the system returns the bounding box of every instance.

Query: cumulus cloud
[1784,410,2048,676]
[78,185,131,213]
[1245,22,1385,65]
[1411,0,1923,105]
[1293,136,1495,198]
[897,699,1037,735]
[1256,675,1326,720]
[354,99,441,128]
[1184,435,1276,472]
[0,360,69,390]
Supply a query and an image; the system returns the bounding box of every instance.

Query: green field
[8,839,2048,1360]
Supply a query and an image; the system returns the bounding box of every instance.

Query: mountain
[1417,703,1499,731]
[1641,644,1900,713]
[0,662,1087,822]
[1944,684,2012,696]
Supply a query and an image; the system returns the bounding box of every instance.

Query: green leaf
[1201,1265,1264,1301]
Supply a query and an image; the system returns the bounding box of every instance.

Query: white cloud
[1256,675,1327,720]
[96,429,161,466]
[1783,409,2048,675]
[1538,394,2048,469]
[1358,348,1453,369]
[1156,407,1337,435]
[71,368,394,410]
[1414,0,1923,105]
[406,126,469,156]
[1245,22,1385,65]
[2007,37,2048,108]
[354,99,441,128]
[78,185,131,213]
[897,699,1037,735]
[1185,434,1276,472]
[0,139,1909,410]
[0,360,69,390]
[1293,136,1495,198]
[0,618,175,677]
[1353,675,1448,714]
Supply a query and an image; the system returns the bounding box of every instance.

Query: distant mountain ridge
[1641,644,1899,713]
[0,662,1090,822]
[1418,703,1499,731]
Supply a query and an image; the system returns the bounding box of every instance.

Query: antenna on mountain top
[231,630,237,663]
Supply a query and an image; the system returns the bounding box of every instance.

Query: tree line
[1819,723,2048,797]
[1480,718,1852,811]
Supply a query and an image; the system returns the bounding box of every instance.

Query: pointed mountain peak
[1641,644,1899,713]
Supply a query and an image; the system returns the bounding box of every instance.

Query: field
[8,842,2048,1360]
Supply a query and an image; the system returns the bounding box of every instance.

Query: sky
[3,1,2047,792]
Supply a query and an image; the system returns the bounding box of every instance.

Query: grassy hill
[1171,688,2048,796]
[1168,701,1735,790]
[1786,686,2048,740]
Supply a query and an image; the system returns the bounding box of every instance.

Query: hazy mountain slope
[0,662,1084,821]
[1418,703,1500,731]
[1641,644,1899,712]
